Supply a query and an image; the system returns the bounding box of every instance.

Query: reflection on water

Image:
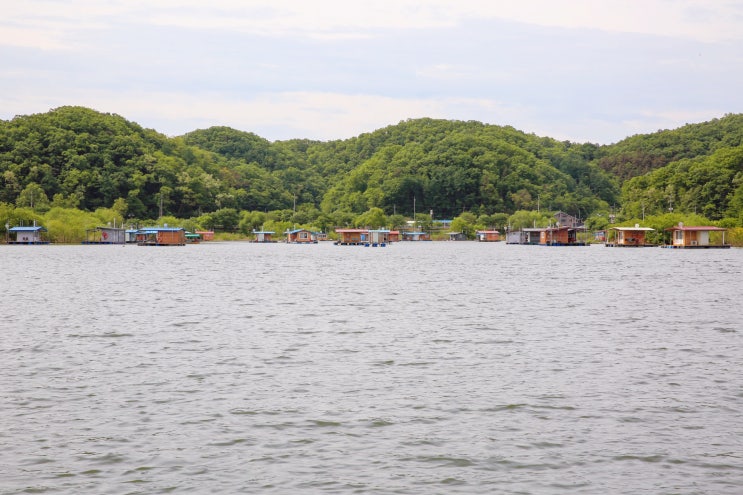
[2,242,742,494]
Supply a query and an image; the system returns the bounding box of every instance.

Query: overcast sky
[2,1,742,144]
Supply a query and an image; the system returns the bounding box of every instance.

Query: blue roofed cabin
[136,227,186,246]
[8,225,49,244]
[286,228,317,243]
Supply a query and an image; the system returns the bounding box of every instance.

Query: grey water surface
[2,241,742,494]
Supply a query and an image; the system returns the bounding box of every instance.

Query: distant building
[506,228,543,245]
[286,228,317,243]
[607,225,655,247]
[335,228,367,245]
[84,226,126,244]
[539,226,586,246]
[476,230,500,242]
[136,227,186,246]
[367,229,390,246]
[664,223,729,249]
[195,230,214,241]
[402,231,431,241]
[252,230,275,243]
[8,225,49,244]
[554,211,583,228]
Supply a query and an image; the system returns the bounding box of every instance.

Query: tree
[238,210,267,234]
[451,211,478,238]
[16,183,50,211]
[208,208,240,231]
[507,210,551,229]
[387,214,406,230]
[354,207,387,229]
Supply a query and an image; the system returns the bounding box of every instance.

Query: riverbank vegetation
[2,107,742,244]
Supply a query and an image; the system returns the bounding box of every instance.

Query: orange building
[476,230,500,242]
[607,225,655,247]
[664,224,729,248]
[136,227,186,246]
[539,226,586,246]
[335,228,367,245]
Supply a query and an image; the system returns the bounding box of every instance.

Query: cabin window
[675,230,683,241]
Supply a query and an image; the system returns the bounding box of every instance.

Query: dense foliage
[2,106,743,241]
[595,113,743,180]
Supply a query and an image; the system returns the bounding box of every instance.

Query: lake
[2,241,742,494]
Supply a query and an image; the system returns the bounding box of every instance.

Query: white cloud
[1,1,741,144]
[2,0,741,51]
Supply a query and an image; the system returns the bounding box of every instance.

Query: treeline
[1,106,743,236]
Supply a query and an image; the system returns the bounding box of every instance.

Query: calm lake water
[2,241,742,494]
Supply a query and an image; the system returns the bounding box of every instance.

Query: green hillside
[1,106,742,237]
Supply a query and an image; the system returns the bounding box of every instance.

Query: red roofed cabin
[664,223,729,249]
[195,230,214,241]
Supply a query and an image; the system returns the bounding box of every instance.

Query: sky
[1,0,742,144]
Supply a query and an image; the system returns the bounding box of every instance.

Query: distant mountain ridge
[1,106,742,222]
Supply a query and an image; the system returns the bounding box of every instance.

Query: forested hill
[1,106,742,224]
[596,114,743,180]
[183,118,619,219]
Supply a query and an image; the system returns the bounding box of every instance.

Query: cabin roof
[335,228,367,233]
[611,227,655,231]
[139,227,185,233]
[545,226,585,231]
[9,226,46,232]
[477,230,500,234]
[664,225,726,231]
[252,230,275,234]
